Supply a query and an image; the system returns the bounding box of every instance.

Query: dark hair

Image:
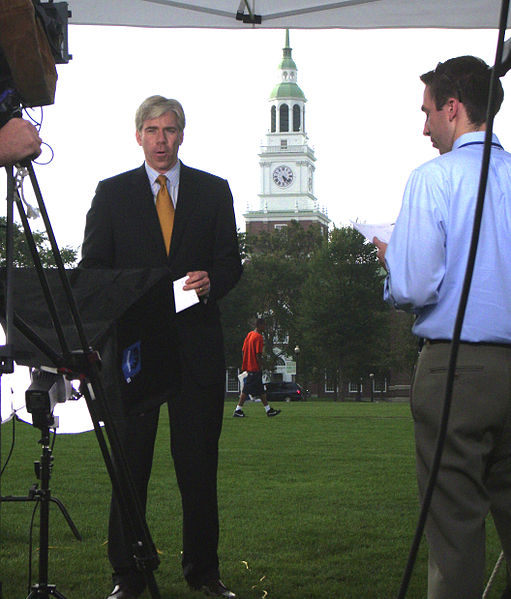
[420,55,504,126]
[255,317,265,328]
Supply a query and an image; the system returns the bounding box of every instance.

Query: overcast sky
[3,25,511,250]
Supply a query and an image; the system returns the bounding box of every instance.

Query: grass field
[0,401,508,599]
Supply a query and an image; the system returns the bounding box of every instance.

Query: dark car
[264,381,308,402]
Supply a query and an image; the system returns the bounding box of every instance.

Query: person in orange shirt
[233,318,281,418]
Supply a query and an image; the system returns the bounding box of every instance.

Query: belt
[424,338,511,350]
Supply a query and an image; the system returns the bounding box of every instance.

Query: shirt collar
[453,131,503,150]
[144,159,181,187]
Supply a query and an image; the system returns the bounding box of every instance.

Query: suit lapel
[132,164,168,259]
[169,163,199,257]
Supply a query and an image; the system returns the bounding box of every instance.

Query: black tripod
[0,157,161,598]
[2,421,82,599]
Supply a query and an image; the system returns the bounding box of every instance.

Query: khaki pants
[411,342,511,599]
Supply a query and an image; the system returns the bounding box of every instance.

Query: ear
[446,97,460,122]
[135,129,142,146]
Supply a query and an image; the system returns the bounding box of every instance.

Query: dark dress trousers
[80,162,242,590]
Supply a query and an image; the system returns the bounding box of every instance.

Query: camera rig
[0,3,163,597]
[0,0,71,121]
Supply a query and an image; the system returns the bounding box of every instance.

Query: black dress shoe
[191,579,236,598]
[106,584,141,599]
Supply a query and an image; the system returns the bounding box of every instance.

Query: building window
[293,104,301,131]
[274,224,287,230]
[279,104,289,132]
[373,378,387,393]
[271,105,276,133]
[325,371,336,393]
[348,381,361,393]
[280,139,288,149]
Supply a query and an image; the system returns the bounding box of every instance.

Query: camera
[0,0,71,116]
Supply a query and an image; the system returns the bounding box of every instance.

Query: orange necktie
[156,174,175,254]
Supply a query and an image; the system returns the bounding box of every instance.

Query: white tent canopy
[69,0,511,30]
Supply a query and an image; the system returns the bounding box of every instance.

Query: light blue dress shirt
[384,131,511,343]
[145,160,180,207]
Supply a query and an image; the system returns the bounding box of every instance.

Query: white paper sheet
[350,221,395,245]
[173,276,200,313]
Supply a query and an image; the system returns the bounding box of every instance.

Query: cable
[396,1,510,596]
[483,551,505,599]
[24,105,54,166]
[0,414,16,476]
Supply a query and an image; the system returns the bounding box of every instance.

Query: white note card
[173,276,200,313]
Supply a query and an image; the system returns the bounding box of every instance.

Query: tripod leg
[49,497,81,541]
[38,439,51,594]
[3,163,161,598]
[26,583,68,599]
[81,381,160,599]
[26,163,161,595]
[48,585,68,599]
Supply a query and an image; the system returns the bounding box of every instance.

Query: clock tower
[245,30,330,235]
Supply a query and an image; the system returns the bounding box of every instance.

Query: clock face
[273,165,294,188]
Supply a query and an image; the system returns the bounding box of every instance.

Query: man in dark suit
[80,95,242,599]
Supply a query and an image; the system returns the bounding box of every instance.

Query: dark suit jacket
[80,162,242,411]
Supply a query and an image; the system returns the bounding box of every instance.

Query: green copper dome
[270,82,305,100]
[270,30,306,100]
[279,56,297,70]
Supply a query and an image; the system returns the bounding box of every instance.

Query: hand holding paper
[372,237,388,268]
[173,276,200,313]
[182,270,210,297]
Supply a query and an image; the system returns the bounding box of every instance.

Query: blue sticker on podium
[122,341,141,383]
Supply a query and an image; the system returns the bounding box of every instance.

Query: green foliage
[222,222,325,374]
[1,403,507,599]
[219,230,253,368]
[298,226,390,393]
[0,217,78,268]
[387,310,420,377]
[221,222,416,391]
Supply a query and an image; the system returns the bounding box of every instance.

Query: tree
[244,222,324,373]
[297,226,389,399]
[0,217,78,267]
[220,221,325,375]
[221,223,415,396]
[385,309,419,380]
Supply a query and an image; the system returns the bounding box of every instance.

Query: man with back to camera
[80,95,242,599]
[374,56,511,599]
[233,317,281,417]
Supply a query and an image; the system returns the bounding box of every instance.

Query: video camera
[0,0,71,125]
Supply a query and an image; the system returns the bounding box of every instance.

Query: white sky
[3,25,511,251]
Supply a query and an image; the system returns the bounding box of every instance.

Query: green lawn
[0,401,507,599]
